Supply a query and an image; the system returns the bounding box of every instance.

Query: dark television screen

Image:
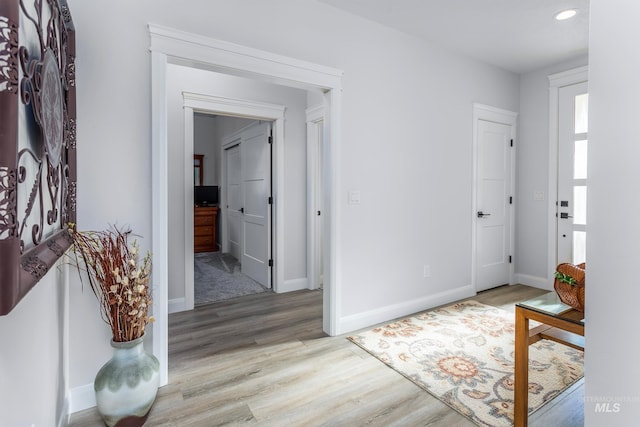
[195,185,219,206]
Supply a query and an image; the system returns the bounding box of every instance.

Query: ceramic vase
[94,334,160,427]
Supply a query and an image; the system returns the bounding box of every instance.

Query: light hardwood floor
[69,284,583,426]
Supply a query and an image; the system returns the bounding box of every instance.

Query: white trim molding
[548,66,588,89]
[280,277,310,293]
[184,92,287,118]
[68,383,95,414]
[168,297,186,314]
[306,104,324,291]
[148,24,342,90]
[514,274,549,290]
[150,48,170,387]
[149,24,344,390]
[183,107,195,311]
[338,285,475,335]
[547,66,588,288]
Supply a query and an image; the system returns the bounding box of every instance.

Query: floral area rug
[347,300,583,426]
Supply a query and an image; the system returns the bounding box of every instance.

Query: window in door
[572,93,588,264]
[558,86,588,265]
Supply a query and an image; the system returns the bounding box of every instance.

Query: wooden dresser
[194,206,218,253]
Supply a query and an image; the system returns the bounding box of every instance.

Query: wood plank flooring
[69,284,583,426]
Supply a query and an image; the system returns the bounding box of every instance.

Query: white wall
[193,113,218,186]
[61,0,520,327]
[0,0,520,419]
[8,0,638,423]
[193,114,257,187]
[0,265,67,427]
[515,55,588,287]
[328,34,519,320]
[586,0,640,424]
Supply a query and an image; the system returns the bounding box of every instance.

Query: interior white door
[240,122,272,287]
[225,143,242,260]
[557,82,588,265]
[476,119,513,292]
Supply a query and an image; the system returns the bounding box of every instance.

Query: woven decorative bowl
[553,262,585,312]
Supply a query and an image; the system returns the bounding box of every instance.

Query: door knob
[477,211,491,218]
[560,212,573,219]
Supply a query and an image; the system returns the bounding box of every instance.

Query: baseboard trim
[69,383,95,414]
[337,284,476,335]
[514,273,551,290]
[277,277,308,293]
[58,394,70,427]
[168,297,186,314]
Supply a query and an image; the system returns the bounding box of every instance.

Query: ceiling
[318,0,589,74]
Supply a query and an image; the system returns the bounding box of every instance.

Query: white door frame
[547,66,589,288]
[150,24,343,386]
[471,103,518,292]
[306,104,324,290]
[183,94,284,310]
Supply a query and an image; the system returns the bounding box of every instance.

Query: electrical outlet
[423,265,431,278]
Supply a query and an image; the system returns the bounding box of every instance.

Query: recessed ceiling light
[555,9,578,21]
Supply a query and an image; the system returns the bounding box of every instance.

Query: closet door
[240,122,272,287]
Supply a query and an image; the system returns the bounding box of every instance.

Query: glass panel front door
[557,84,588,265]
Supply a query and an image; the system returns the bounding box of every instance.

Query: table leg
[514,307,529,427]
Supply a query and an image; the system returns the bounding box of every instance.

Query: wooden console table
[514,292,584,427]
[194,206,218,253]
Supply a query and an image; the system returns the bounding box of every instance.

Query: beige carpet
[347,300,583,426]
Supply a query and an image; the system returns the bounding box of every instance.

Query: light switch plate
[348,190,361,205]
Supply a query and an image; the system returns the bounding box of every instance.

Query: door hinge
[268,135,273,144]
[268,196,273,205]
[510,139,514,147]
[268,259,274,267]
[509,196,513,205]
[509,255,512,264]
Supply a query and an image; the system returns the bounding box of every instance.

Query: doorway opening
[181,93,287,311]
[150,25,343,386]
[192,115,273,306]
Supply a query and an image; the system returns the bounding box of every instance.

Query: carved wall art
[0,0,76,315]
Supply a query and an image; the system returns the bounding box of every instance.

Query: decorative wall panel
[0,0,76,315]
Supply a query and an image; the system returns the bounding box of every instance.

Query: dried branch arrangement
[69,224,153,342]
